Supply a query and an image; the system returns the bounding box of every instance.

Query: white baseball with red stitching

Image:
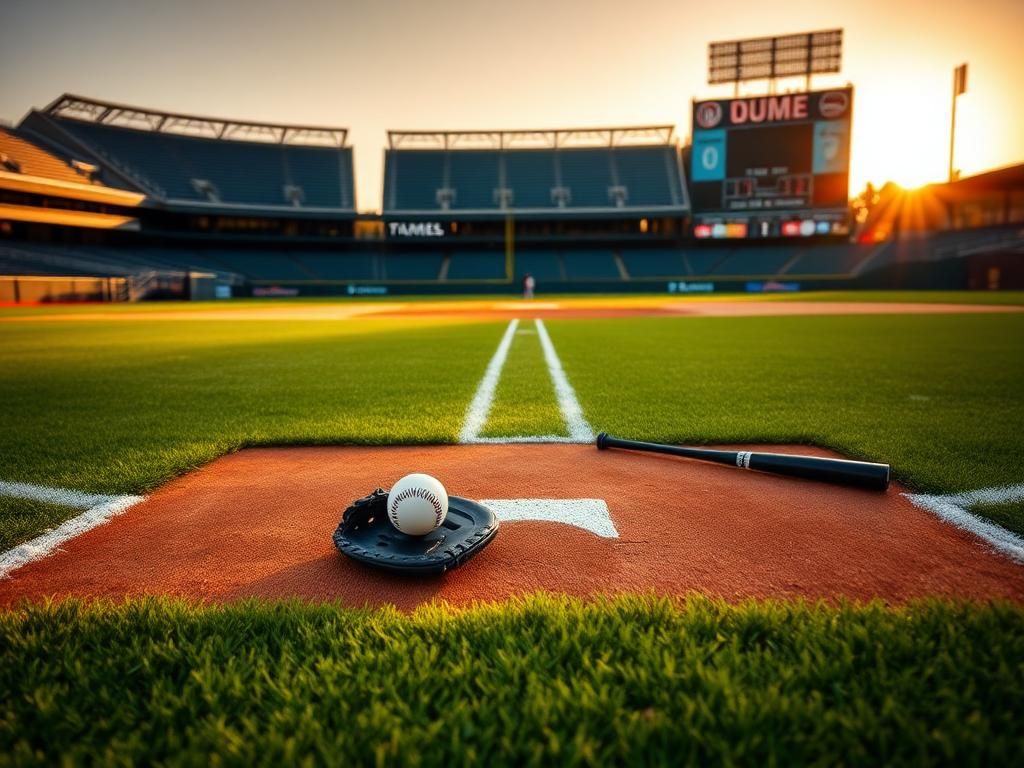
[387,473,449,536]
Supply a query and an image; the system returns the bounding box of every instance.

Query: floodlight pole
[948,63,967,182]
[948,76,957,182]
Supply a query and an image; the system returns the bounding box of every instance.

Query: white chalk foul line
[482,499,618,538]
[459,319,520,443]
[467,435,583,444]
[0,481,118,510]
[534,319,594,443]
[0,481,144,578]
[905,484,1024,565]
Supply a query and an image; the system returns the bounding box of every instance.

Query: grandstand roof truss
[44,94,348,147]
[388,126,675,150]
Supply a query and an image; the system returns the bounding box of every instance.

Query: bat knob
[596,432,609,450]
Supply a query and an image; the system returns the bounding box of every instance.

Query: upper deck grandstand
[383,127,687,217]
[17,94,356,214]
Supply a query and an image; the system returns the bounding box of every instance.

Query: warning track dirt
[1,445,1021,608]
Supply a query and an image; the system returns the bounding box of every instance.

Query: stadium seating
[35,116,355,209]
[446,252,506,280]
[382,253,445,281]
[855,224,1024,275]
[10,228,1013,290]
[615,148,679,207]
[449,152,501,209]
[559,150,614,207]
[387,151,446,210]
[514,251,564,281]
[504,151,557,208]
[619,249,687,278]
[206,251,311,280]
[711,249,796,276]
[782,245,872,275]
[292,252,379,280]
[0,127,99,184]
[562,250,620,279]
[383,145,684,213]
[683,250,728,276]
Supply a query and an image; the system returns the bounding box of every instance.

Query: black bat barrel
[596,433,890,491]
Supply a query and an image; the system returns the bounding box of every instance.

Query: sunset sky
[2,0,1022,211]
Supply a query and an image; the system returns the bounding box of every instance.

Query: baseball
[387,473,449,536]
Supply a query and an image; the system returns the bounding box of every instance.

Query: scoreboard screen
[690,88,852,239]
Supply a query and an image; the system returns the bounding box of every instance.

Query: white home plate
[480,499,618,538]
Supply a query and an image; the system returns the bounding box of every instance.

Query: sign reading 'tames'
[388,221,446,237]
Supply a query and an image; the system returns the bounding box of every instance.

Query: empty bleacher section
[562,250,621,280]
[292,252,380,281]
[868,225,1024,268]
[0,127,100,185]
[558,150,614,207]
[614,148,678,207]
[381,253,444,281]
[7,233,1019,294]
[620,249,688,278]
[383,127,686,214]
[201,251,310,281]
[781,245,874,275]
[18,95,355,211]
[683,251,727,276]
[449,152,501,209]
[514,251,564,281]
[710,249,798,277]
[0,243,445,285]
[504,151,557,208]
[446,252,507,280]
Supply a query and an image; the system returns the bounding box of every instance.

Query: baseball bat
[596,433,890,491]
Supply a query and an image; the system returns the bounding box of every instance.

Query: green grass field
[3,594,1023,766]
[2,294,1023,763]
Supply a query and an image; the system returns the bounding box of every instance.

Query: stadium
[3,86,1022,302]
[2,9,1024,766]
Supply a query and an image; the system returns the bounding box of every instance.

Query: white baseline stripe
[459,319,520,443]
[924,483,1024,510]
[482,499,618,538]
[0,481,118,510]
[905,486,1024,565]
[0,490,144,578]
[467,435,583,444]
[534,319,594,443]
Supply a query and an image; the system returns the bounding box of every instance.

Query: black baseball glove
[333,489,499,575]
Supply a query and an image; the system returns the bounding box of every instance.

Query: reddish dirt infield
[4,299,1020,323]
[2,444,1022,608]
[364,300,1024,321]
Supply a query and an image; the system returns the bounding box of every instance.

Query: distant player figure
[523,273,536,300]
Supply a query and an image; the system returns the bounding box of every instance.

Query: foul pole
[949,63,967,182]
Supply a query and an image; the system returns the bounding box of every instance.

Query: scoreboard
[689,88,852,239]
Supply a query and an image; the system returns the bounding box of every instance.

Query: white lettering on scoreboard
[388,221,446,237]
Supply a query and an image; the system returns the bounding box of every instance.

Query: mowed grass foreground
[2,594,1023,766]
